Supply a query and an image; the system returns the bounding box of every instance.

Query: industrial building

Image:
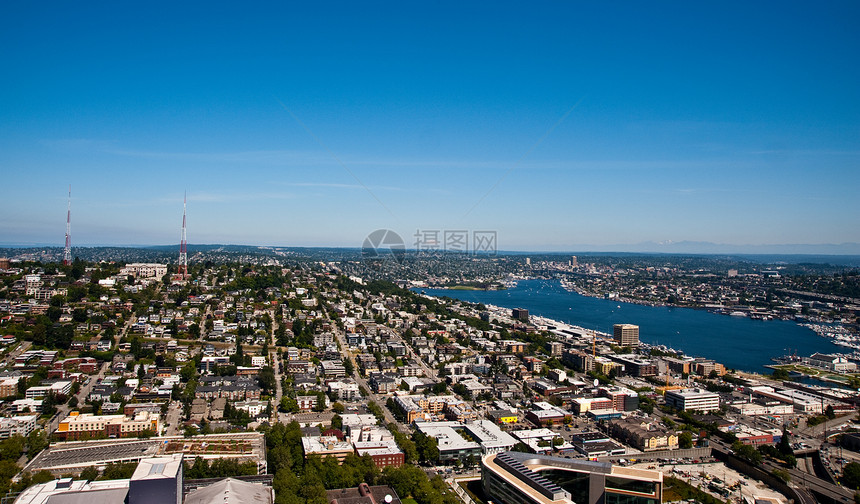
[664,388,720,413]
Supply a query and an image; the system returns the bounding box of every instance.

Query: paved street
[332,328,398,426]
[269,308,284,424]
[164,402,183,436]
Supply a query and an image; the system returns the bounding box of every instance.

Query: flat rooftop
[414,423,479,452]
[25,433,266,475]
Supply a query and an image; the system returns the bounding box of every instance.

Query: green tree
[413,431,439,464]
[844,462,860,490]
[258,366,276,392]
[29,471,54,485]
[731,441,762,466]
[26,430,48,460]
[0,460,19,495]
[100,462,137,480]
[431,382,448,394]
[280,397,299,413]
[771,368,790,380]
[70,258,85,280]
[0,435,25,461]
[679,431,693,449]
[79,466,99,481]
[778,427,793,456]
[772,469,791,483]
[343,358,354,376]
[180,361,197,383]
[313,391,326,412]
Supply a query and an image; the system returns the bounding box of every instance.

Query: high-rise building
[570,255,577,267]
[613,324,639,347]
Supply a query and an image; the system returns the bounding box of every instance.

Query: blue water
[420,279,840,373]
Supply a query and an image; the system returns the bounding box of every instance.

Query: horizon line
[2,243,860,258]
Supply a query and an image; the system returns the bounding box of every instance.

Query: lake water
[420,279,839,373]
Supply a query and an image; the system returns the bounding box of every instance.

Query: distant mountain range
[2,240,859,257]
[559,241,860,256]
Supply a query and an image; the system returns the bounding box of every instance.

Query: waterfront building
[512,308,530,322]
[693,359,727,377]
[612,324,639,347]
[804,353,857,373]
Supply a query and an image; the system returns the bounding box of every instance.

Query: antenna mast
[63,185,72,265]
[179,192,188,279]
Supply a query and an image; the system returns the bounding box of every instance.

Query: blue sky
[1,2,858,251]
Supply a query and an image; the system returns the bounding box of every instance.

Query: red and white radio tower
[178,192,188,279]
[63,185,72,266]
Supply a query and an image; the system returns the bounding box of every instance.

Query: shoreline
[419,279,846,375]
[557,278,854,341]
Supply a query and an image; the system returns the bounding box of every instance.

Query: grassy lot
[770,364,857,383]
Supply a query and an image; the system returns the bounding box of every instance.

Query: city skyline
[1,2,858,251]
